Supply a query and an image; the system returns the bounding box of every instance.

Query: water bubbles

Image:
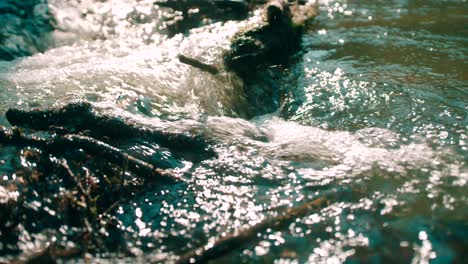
[318,29,327,35]
[135,207,143,218]
[412,231,437,263]
[255,240,271,256]
[0,0,466,263]
[380,196,399,215]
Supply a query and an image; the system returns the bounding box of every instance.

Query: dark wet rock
[0,0,55,60]
[175,1,317,117]
[225,0,317,79]
[155,0,252,35]
[219,0,317,116]
[155,0,250,15]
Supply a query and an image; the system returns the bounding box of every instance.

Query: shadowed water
[0,0,467,263]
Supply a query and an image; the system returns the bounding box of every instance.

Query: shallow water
[0,0,467,263]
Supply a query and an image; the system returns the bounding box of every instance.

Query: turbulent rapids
[0,0,467,263]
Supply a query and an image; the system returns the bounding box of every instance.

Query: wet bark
[6,102,216,160]
[0,126,178,183]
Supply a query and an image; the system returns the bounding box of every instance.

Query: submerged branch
[174,189,342,264]
[0,126,177,183]
[5,102,216,159]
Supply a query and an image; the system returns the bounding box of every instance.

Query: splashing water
[0,0,467,263]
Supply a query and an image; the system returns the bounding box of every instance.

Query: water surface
[0,0,467,263]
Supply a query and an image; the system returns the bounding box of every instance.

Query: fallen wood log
[5,102,216,159]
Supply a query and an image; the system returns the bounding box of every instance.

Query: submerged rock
[164,0,317,79]
[0,0,55,60]
[224,0,300,78]
[222,0,317,114]
[186,0,315,79]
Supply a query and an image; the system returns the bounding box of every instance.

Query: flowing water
[0,0,467,263]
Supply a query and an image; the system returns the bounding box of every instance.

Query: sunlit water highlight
[0,0,467,263]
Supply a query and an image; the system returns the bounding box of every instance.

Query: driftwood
[0,126,177,183]
[173,189,342,264]
[5,102,215,159]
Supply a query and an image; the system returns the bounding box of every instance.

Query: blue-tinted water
[0,0,466,263]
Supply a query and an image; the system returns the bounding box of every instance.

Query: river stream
[0,0,467,263]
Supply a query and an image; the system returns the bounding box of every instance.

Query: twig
[173,190,341,264]
[0,126,178,183]
[178,54,219,75]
